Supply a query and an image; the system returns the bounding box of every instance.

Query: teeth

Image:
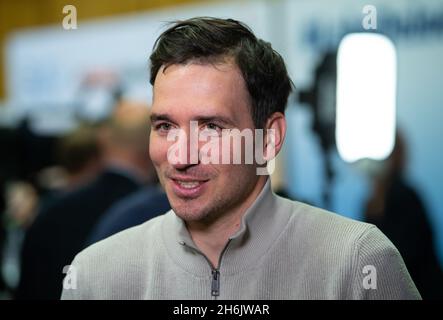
[177,181,200,189]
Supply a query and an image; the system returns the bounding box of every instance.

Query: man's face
[149,62,261,223]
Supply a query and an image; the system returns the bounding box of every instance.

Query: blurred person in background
[57,124,102,189]
[35,123,103,211]
[0,183,7,297]
[0,122,101,298]
[85,105,170,246]
[1,181,39,297]
[0,125,39,297]
[16,100,154,299]
[364,131,443,299]
[4,182,39,230]
[85,182,170,246]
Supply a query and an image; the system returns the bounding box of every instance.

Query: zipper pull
[211,269,220,297]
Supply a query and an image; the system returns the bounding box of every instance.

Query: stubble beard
[170,174,254,226]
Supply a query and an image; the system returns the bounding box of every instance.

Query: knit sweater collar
[161,178,292,276]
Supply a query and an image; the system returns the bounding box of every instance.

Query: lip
[170,178,209,198]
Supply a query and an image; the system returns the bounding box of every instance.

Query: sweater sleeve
[349,226,422,300]
[60,254,88,300]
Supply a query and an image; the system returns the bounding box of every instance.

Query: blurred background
[0,0,442,299]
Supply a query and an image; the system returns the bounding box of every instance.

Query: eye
[154,122,172,133]
[205,123,221,131]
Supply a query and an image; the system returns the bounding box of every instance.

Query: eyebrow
[193,116,236,127]
[150,113,236,127]
[150,113,172,123]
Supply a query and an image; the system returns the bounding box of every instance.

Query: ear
[263,112,286,160]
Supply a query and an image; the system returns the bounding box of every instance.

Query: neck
[186,176,268,268]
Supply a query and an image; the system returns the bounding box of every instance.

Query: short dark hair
[149,17,293,128]
[57,124,100,174]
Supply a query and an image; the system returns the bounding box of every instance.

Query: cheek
[213,164,248,182]
[149,135,169,167]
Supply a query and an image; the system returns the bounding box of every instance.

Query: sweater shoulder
[61,212,170,299]
[74,211,168,265]
[286,199,375,246]
[279,198,393,264]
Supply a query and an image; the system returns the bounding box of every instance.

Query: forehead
[151,62,252,124]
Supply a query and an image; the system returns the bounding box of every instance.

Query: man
[62,17,420,300]
[17,101,153,299]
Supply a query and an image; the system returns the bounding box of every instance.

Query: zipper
[211,269,220,296]
[208,239,231,299]
[181,239,232,299]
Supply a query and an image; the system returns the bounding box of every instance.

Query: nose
[167,124,200,169]
[172,162,195,171]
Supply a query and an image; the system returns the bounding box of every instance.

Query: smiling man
[61,17,420,300]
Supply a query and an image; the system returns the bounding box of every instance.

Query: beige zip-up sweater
[61,180,421,300]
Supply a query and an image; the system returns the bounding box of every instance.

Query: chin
[171,196,214,220]
[173,207,207,222]
[171,200,201,220]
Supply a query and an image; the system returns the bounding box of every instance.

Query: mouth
[170,178,209,198]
